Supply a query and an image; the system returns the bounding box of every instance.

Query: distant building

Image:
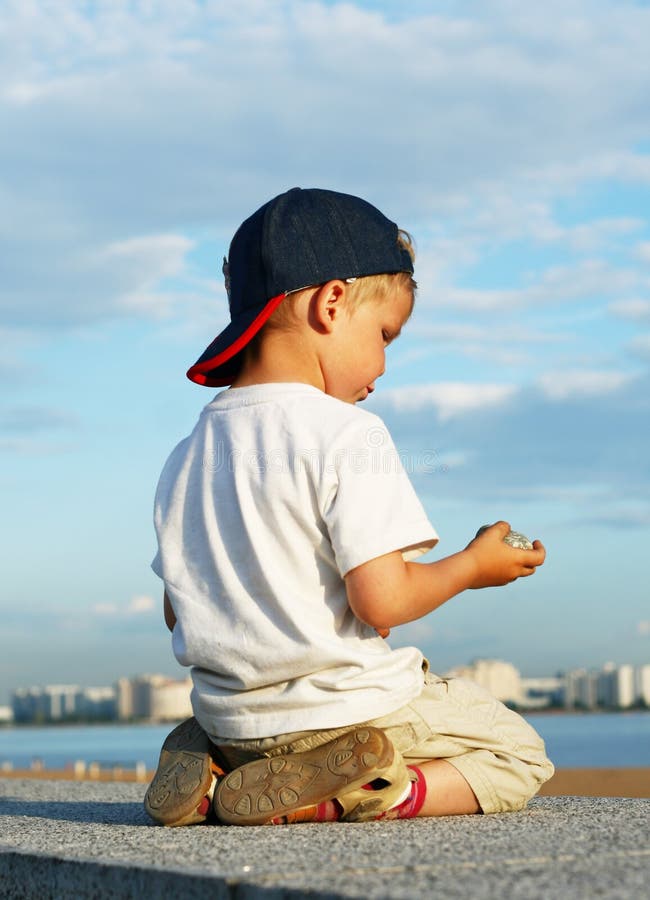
[11,685,115,722]
[150,678,193,721]
[115,674,192,721]
[115,677,134,720]
[12,685,78,723]
[600,663,636,708]
[564,668,598,709]
[75,687,116,720]
[10,658,648,723]
[636,665,650,706]
[605,664,635,708]
[519,676,563,709]
[597,663,618,708]
[564,663,641,709]
[12,687,42,723]
[44,685,79,719]
[445,659,522,706]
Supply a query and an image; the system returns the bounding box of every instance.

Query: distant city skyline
[6,658,650,723]
[2,2,649,697]
[3,652,650,709]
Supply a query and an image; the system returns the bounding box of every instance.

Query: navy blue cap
[187,187,414,386]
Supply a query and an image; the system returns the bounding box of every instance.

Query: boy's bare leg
[416,759,480,816]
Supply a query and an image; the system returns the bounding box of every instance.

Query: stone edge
[0,845,342,900]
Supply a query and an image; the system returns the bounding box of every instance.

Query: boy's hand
[464,521,546,589]
[163,590,177,631]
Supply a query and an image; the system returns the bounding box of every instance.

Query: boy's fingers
[518,543,545,576]
[471,520,511,543]
[479,520,511,539]
[529,542,546,564]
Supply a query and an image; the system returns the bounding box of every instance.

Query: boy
[146,187,553,827]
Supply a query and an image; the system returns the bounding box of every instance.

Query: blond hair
[242,229,416,359]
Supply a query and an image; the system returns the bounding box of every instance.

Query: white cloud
[537,369,636,400]
[0,232,195,327]
[382,382,518,421]
[128,594,156,614]
[427,286,524,312]
[0,437,77,456]
[414,322,571,367]
[609,299,650,322]
[422,322,569,346]
[0,406,78,433]
[637,621,650,637]
[563,218,644,253]
[1,0,650,334]
[435,449,475,471]
[2,6,650,217]
[450,194,643,251]
[95,234,195,319]
[378,368,650,513]
[524,151,650,191]
[635,241,650,263]
[420,256,649,313]
[97,234,192,280]
[92,595,155,618]
[4,82,50,106]
[93,603,118,617]
[537,259,645,302]
[627,334,650,361]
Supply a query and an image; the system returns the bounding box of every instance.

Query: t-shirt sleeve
[323,416,439,576]
[151,549,163,578]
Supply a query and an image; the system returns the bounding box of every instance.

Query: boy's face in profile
[325,285,413,405]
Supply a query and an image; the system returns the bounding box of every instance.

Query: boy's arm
[163,590,177,632]
[345,521,546,630]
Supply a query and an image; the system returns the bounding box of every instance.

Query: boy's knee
[496,750,555,813]
[528,751,555,795]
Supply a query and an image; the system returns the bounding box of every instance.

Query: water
[0,713,649,770]
[0,723,172,770]
[526,711,650,768]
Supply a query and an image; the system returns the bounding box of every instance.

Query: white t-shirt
[152,383,438,739]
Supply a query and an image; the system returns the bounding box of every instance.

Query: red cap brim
[187,293,286,387]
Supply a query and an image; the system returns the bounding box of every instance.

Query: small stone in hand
[475,525,533,550]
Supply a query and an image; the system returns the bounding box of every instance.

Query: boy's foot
[144,717,228,826]
[213,726,410,826]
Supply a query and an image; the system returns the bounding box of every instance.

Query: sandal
[144,717,228,826]
[213,725,409,826]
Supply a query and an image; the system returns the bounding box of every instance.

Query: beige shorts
[212,669,555,815]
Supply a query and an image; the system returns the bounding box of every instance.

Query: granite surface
[1,778,649,898]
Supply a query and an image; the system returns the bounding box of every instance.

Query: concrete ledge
[1,778,649,899]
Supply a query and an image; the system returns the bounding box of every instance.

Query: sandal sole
[213,726,394,826]
[144,717,217,826]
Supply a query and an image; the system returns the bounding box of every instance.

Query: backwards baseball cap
[187,187,414,387]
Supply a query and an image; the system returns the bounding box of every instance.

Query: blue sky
[1,0,649,702]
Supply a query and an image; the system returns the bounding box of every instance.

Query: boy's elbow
[349,596,392,631]
[344,551,407,630]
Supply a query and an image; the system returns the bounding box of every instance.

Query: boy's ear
[310,280,347,334]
